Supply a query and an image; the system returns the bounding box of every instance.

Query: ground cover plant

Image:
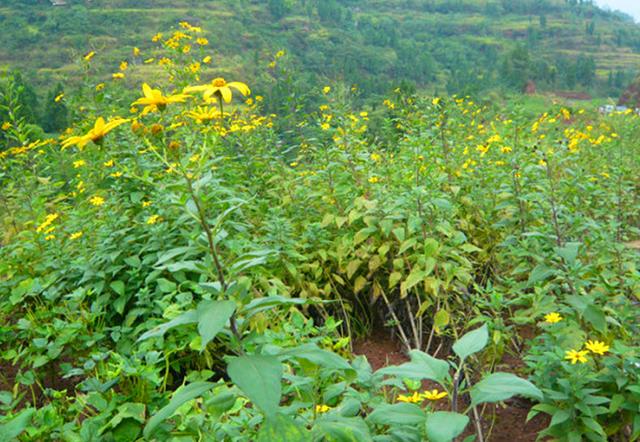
[1,22,640,441]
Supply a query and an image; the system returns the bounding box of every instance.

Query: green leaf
[425,412,469,442]
[376,350,450,385]
[470,372,543,406]
[138,310,198,341]
[555,242,580,266]
[433,310,450,330]
[389,271,403,288]
[156,278,177,293]
[227,355,282,417]
[0,408,35,440]
[401,268,426,295]
[452,324,488,361]
[366,403,425,426]
[277,344,353,371]
[196,300,236,350]
[257,413,309,442]
[143,382,215,438]
[242,296,308,319]
[110,280,125,296]
[527,264,555,286]
[313,416,372,442]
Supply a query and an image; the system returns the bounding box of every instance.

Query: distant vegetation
[1,0,640,133]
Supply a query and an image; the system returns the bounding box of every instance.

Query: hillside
[2,0,640,100]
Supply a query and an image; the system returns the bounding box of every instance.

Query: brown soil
[352,331,550,442]
[625,240,640,250]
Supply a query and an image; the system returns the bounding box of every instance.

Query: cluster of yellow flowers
[397,389,448,403]
[565,340,610,364]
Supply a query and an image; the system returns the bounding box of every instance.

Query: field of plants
[1,23,640,441]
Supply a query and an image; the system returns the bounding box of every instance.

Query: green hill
[2,0,640,99]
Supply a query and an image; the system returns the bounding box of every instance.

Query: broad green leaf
[313,416,373,442]
[433,310,450,330]
[227,355,282,417]
[470,372,543,406]
[143,382,215,438]
[367,403,425,426]
[555,242,580,266]
[389,271,403,289]
[0,408,35,440]
[242,296,308,319]
[196,300,236,350]
[376,350,450,385]
[401,268,426,295]
[452,324,488,361]
[110,280,125,296]
[527,264,555,286]
[277,344,353,371]
[425,412,468,442]
[257,413,309,442]
[138,310,198,341]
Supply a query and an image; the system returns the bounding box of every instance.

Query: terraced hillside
[2,0,640,97]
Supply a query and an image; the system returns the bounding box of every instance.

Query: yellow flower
[196,37,209,45]
[544,312,563,324]
[133,47,141,56]
[202,55,212,64]
[146,215,161,225]
[432,97,441,106]
[565,349,589,364]
[95,83,105,91]
[142,201,152,207]
[120,61,128,71]
[69,231,83,240]
[182,44,192,54]
[185,77,251,103]
[368,176,380,184]
[276,50,286,58]
[103,159,115,167]
[421,390,448,401]
[397,392,422,403]
[323,86,331,94]
[89,196,105,206]
[73,160,86,169]
[315,404,331,413]
[585,340,610,355]
[152,33,163,42]
[1,122,11,130]
[112,73,125,80]
[61,117,128,150]
[36,213,59,233]
[45,234,56,241]
[132,83,189,115]
[186,106,221,123]
[370,153,381,162]
[54,93,64,103]
[110,171,123,178]
[84,51,96,61]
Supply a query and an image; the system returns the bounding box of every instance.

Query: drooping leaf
[452,324,488,361]
[425,412,469,442]
[138,310,198,341]
[366,403,425,426]
[196,300,236,350]
[143,382,215,438]
[313,415,373,442]
[227,355,282,417]
[470,372,543,406]
[0,408,35,440]
[257,413,309,442]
